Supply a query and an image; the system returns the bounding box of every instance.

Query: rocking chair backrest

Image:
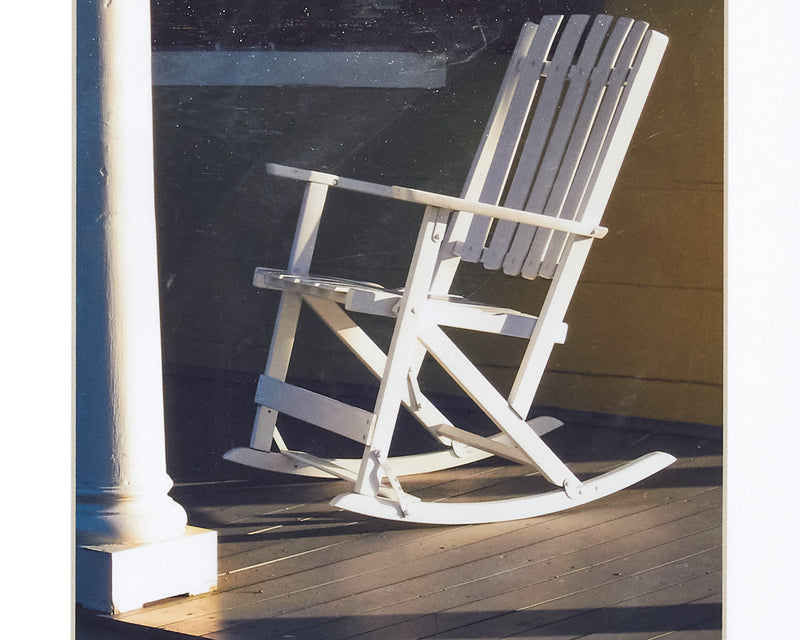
[436,15,667,287]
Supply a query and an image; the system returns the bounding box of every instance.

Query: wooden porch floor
[110,423,722,639]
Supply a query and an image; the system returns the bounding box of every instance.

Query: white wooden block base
[76,526,217,614]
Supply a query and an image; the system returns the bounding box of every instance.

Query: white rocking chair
[225,14,675,524]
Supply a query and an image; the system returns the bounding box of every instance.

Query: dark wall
[148,2,723,480]
[151,1,605,51]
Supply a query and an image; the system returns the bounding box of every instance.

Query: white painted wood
[511,25,668,413]
[436,19,541,274]
[254,269,384,304]
[349,281,566,340]
[304,296,392,376]
[255,375,374,444]
[303,296,453,445]
[482,14,590,272]
[265,163,608,239]
[275,451,422,505]
[249,180,331,451]
[506,14,614,277]
[539,29,668,278]
[419,321,579,487]
[570,28,667,233]
[303,281,569,341]
[281,450,363,483]
[229,17,673,525]
[427,297,568,340]
[455,16,562,264]
[224,446,343,478]
[508,235,594,416]
[76,527,217,614]
[224,440,498,479]
[75,0,192,555]
[524,17,637,279]
[228,410,563,481]
[535,21,649,278]
[75,0,216,612]
[249,291,302,452]
[424,298,539,338]
[330,451,677,524]
[434,425,533,465]
[289,181,330,275]
[345,286,402,316]
[354,206,452,496]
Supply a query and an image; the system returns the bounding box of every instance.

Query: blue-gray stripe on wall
[152,51,447,88]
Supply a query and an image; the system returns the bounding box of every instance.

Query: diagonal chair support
[225,15,676,524]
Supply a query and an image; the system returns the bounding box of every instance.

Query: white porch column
[75,0,216,613]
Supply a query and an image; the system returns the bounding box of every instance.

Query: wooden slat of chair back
[529,18,651,279]
[450,16,560,264]
[482,14,598,273]
[447,15,663,281]
[431,18,549,294]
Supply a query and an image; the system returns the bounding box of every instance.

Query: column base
[76,525,217,614]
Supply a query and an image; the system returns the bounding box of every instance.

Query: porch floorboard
[92,424,722,639]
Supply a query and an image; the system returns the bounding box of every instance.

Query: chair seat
[253,267,562,340]
[253,267,392,304]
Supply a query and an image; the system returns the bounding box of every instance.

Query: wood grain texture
[116,428,721,639]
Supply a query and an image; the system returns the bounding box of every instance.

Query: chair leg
[228,292,521,479]
[250,179,331,451]
[305,296,451,446]
[352,336,424,497]
[353,206,452,497]
[419,321,580,488]
[249,291,304,452]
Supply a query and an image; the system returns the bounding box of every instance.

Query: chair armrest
[266,163,608,239]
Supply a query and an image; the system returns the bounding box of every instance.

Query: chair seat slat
[257,268,565,340]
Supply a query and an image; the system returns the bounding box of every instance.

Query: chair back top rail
[442,14,667,282]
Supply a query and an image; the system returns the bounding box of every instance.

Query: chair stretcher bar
[255,374,373,444]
